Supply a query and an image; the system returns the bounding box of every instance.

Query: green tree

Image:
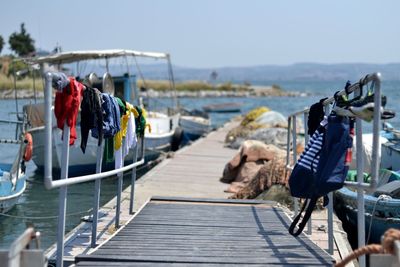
[8,23,35,57]
[0,35,4,54]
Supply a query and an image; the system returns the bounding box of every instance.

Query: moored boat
[334,169,400,243]
[203,102,241,113]
[0,136,28,213]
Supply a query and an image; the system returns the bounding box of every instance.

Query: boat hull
[0,175,26,213]
[381,141,400,171]
[334,187,400,243]
[179,115,211,140]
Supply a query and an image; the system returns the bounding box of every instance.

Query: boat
[334,169,400,243]
[380,123,400,171]
[0,135,28,213]
[21,49,181,175]
[179,108,211,140]
[202,102,241,113]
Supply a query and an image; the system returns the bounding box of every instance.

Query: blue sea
[0,79,399,250]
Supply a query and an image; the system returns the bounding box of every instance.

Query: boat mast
[166,54,179,110]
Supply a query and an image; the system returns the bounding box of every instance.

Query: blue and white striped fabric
[297,128,325,172]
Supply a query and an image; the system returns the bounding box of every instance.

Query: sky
[1,0,399,68]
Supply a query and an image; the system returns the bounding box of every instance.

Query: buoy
[23,132,33,161]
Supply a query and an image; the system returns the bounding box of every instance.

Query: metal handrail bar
[44,157,145,189]
[0,119,24,125]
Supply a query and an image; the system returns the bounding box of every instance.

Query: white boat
[179,115,211,140]
[380,124,400,171]
[0,136,28,213]
[203,102,241,113]
[21,49,181,175]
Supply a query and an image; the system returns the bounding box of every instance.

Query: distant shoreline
[0,87,307,100]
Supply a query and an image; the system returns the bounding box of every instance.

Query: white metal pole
[129,143,139,214]
[115,170,123,228]
[56,124,70,267]
[292,115,299,216]
[303,112,312,235]
[356,116,366,267]
[91,140,104,248]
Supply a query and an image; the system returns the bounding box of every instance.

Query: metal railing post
[327,192,334,254]
[303,112,312,235]
[291,115,299,216]
[115,166,123,228]
[285,117,292,173]
[356,115,366,267]
[129,142,139,214]
[91,140,104,248]
[56,124,70,267]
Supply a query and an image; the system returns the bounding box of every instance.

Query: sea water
[0,79,399,250]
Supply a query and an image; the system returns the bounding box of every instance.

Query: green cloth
[115,97,127,115]
[134,106,147,137]
[103,137,114,163]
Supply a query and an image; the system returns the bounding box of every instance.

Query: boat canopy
[28,49,169,64]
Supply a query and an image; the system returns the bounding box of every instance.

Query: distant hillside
[138,63,400,82]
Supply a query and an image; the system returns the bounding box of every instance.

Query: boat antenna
[133,55,150,108]
[166,54,179,109]
[32,66,37,104]
[12,60,19,121]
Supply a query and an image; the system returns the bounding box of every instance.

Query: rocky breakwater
[0,89,44,99]
[139,85,306,98]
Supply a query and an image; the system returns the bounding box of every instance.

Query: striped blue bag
[288,115,352,236]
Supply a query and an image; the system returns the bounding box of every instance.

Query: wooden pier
[75,197,333,266]
[46,120,354,266]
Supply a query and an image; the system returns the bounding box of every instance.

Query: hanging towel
[123,112,137,158]
[80,87,103,153]
[54,77,83,145]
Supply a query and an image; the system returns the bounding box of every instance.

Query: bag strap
[288,196,318,236]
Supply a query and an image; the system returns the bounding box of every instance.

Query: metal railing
[286,73,382,267]
[43,72,145,267]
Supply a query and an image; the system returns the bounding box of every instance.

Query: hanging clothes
[114,98,129,151]
[114,101,138,169]
[124,103,138,158]
[80,87,103,153]
[52,72,70,91]
[134,106,148,137]
[92,93,121,139]
[54,77,83,145]
[123,114,137,157]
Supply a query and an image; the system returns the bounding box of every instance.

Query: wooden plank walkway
[75,198,334,266]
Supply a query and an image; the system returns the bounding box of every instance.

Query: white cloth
[115,112,138,169]
[123,113,137,158]
[114,146,123,170]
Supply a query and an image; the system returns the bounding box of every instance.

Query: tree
[0,35,4,54]
[8,23,35,57]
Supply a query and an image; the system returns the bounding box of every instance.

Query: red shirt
[54,77,83,145]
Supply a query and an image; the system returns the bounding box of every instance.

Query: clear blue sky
[1,0,399,68]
